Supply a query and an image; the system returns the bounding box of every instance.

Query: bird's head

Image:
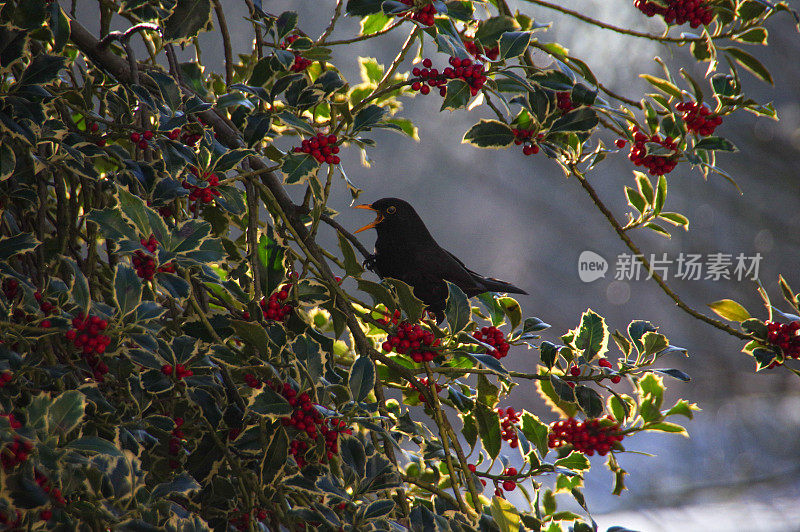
[354,198,430,238]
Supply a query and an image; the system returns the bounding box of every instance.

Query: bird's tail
[475,276,528,295]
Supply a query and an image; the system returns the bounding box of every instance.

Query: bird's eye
[386,206,396,214]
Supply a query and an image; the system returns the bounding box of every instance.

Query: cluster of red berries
[168,125,203,146]
[1,413,21,430]
[260,284,294,321]
[157,204,175,220]
[85,353,109,381]
[230,508,269,531]
[1,436,32,471]
[398,0,436,26]
[141,234,158,253]
[556,91,575,112]
[273,382,352,467]
[411,57,487,97]
[281,35,312,72]
[35,469,66,507]
[132,236,174,280]
[167,417,185,469]
[500,467,518,492]
[66,315,111,382]
[512,128,545,156]
[377,309,401,327]
[497,406,520,448]
[66,315,109,354]
[34,290,56,316]
[463,38,499,60]
[244,373,262,389]
[292,132,340,165]
[676,101,723,136]
[473,326,511,359]
[548,416,624,456]
[132,251,157,280]
[634,0,714,27]
[0,371,12,387]
[765,320,800,367]
[130,130,154,150]
[288,438,311,468]
[2,278,19,300]
[161,363,194,380]
[183,167,222,211]
[628,126,679,175]
[411,377,442,404]
[381,321,441,363]
[596,358,622,383]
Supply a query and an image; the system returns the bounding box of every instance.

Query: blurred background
[110,1,800,529]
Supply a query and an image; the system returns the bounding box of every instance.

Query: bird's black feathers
[356,198,527,318]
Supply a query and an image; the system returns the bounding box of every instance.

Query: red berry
[130,132,141,142]
[143,130,154,140]
[502,480,516,491]
[615,139,626,148]
[611,375,622,384]
[161,364,173,376]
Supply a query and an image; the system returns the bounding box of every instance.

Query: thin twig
[402,474,459,507]
[165,44,183,85]
[522,0,734,43]
[97,22,161,49]
[320,213,372,259]
[572,170,750,340]
[324,19,404,46]
[184,270,248,411]
[317,0,345,45]
[423,363,470,515]
[242,0,264,59]
[245,176,263,301]
[212,0,234,87]
[372,27,419,94]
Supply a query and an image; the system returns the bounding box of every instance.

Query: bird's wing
[442,249,528,296]
[413,246,483,294]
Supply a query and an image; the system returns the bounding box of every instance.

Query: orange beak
[354,204,383,233]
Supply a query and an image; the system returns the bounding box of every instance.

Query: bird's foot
[363,254,377,272]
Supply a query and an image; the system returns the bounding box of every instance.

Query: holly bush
[0,0,798,530]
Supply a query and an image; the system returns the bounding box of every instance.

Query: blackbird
[355,198,527,319]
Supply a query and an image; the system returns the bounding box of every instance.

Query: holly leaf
[708,299,750,322]
[281,152,320,185]
[163,0,212,42]
[349,356,375,402]
[463,120,515,148]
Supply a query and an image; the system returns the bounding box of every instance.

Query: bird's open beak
[354,204,383,233]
